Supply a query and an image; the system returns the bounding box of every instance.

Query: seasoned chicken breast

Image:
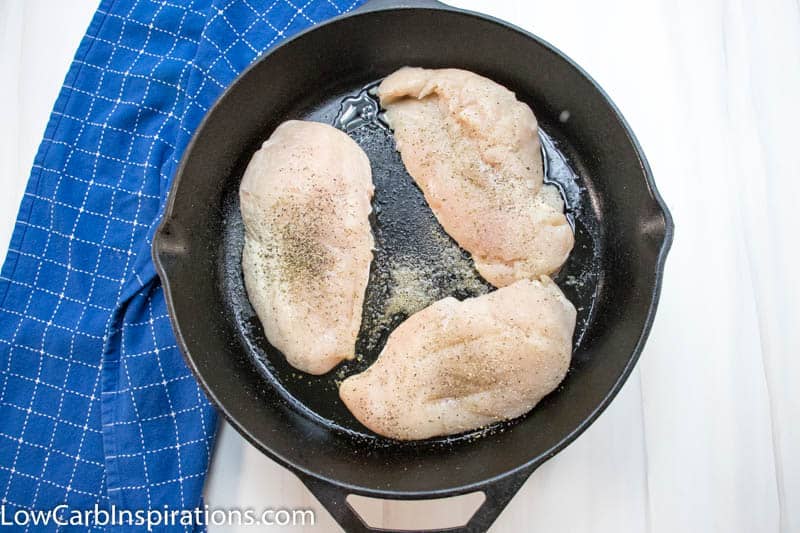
[340,277,576,440]
[239,120,374,375]
[378,67,574,287]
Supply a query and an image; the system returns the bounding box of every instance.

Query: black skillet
[152,0,674,531]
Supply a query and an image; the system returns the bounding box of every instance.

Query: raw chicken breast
[340,277,576,440]
[239,120,374,375]
[378,67,574,287]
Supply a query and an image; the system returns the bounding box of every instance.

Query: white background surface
[2,0,799,531]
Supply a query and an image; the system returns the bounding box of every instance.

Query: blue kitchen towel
[0,0,364,530]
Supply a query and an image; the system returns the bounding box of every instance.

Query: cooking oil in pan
[333,83,390,132]
[331,84,496,357]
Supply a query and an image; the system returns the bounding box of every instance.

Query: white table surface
[2,0,798,531]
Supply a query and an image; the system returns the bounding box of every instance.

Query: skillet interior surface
[154,6,672,495]
[220,79,602,443]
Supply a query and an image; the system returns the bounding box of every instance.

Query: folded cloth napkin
[0,0,364,530]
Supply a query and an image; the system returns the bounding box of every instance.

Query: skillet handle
[297,468,534,533]
[351,0,449,14]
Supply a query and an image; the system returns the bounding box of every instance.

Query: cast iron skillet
[152,0,674,531]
